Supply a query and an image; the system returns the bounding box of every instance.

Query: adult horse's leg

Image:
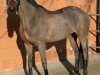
[79,37,88,75]
[68,35,80,75]
[38,41,48,75]
[25,43,33,75]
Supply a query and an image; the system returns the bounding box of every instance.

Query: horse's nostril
[8,8,16,14]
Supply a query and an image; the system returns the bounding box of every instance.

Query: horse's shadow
[7,13,28,75]
[50,39,76,75]
[7,13,77,75]
[32,39,77,75]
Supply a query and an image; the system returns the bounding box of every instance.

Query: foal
[7,0,90,75]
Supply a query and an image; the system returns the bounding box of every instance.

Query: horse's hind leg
[24,43,33,75]
[68,35,80,75]
[79,37,88,75]
[38,41,48,75]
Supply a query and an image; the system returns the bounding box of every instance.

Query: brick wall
[0,0,96,72]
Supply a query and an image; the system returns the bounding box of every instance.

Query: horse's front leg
[38,41,48,75]
[68,35,80,75]
[25,43,33,75]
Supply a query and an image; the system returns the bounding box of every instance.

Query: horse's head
[7,0,19,14]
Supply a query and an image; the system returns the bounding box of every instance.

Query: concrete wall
[0,0,96,71]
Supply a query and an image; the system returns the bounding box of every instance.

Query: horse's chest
[20,27,39,45]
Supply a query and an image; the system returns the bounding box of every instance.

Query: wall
[0,0,96,72]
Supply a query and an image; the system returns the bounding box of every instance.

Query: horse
[7,0,90,75]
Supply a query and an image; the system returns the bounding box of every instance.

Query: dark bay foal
[7,0,90,75]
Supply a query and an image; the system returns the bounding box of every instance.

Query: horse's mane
[27,0,39,9]
[27,0,63,14]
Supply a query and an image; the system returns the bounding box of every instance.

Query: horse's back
[62,6,90,35]
[26,6,90,43]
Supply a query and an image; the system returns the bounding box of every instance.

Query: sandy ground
[0,54,100,75]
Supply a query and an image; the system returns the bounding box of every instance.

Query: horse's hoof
[44,69,49,75]
[74,72,81,75]
[83,72,87,75]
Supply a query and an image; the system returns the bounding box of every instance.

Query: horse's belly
[45,29,72,42]
[46,35,67,42]
[42,24,74,42]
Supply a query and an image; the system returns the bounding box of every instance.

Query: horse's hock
[0,0,96,72]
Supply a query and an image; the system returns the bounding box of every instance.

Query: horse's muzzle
[8,7,17,14]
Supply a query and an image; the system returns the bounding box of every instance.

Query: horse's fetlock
[29,62,32,68]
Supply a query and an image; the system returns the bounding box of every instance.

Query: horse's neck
[19,0,28,10]
[19,0,27,13]
[20,0,26,5]
[27,0,39,8]
[18,0,37,30]
[19,0,36,18]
